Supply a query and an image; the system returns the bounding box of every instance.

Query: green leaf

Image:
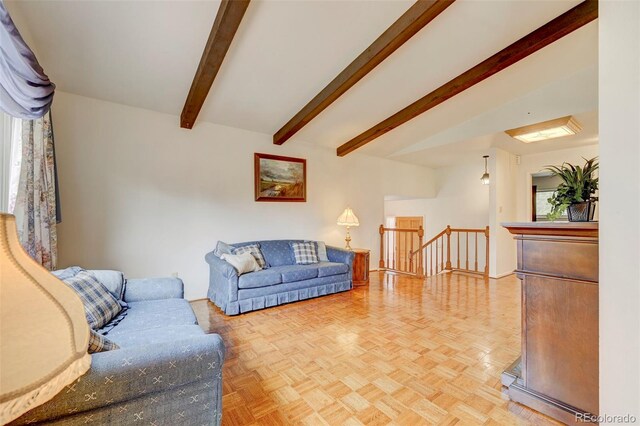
[543,157,599,215]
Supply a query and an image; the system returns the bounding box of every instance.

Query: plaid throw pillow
[291,242,319,265]
[62,270,122,329]
[233,244,266,268]
[88,330,119,354]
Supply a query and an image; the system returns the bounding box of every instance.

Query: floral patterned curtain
[13,111,57,270]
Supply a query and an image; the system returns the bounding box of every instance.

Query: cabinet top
[502,221,598,238]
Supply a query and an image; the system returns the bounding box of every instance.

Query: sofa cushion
[105,299,197,335]
[255,240,296,266]
[214,240,235,257]
[315,241,330,262]
[317,262,350,277]
[55,267,126,302]
[88,330,119,353]
[221,252,261,275]
[233,243,267,269]
[107,325,206,348]
[61,269,123,329]
[291,242,319,265]
[51,265,83,280]
[237,273,350,300]
[238,269,282,289]
[271,264,319,283]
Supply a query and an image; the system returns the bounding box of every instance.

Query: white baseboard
[490,272,515,279]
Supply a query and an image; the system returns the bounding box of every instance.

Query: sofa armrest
[123,277,184,303]
[12,334,225,425]
[205,251,238,279]
[326,246,355,266]
[205,251,239,305]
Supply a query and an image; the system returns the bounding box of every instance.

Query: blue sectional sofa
[206,240,355,315]
[10,271,225,426]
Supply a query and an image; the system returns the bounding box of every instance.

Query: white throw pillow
[221,252,261,275]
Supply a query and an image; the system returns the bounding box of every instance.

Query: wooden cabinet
[352,249,370,286]
[502,222,598,425]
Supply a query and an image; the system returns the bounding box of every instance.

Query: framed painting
[254,153,307,202]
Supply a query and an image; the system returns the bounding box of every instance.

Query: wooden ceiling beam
[273,0,455,145]
[180,0,250,129]
[336,0,598,157]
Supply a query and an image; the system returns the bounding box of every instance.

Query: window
[0,112,22,213]
[534,188,567,221]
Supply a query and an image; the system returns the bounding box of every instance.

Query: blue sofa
[10,271,225,426]
[206,240,355,315]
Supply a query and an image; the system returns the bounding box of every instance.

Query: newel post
[445,225,452,270]
[417,226,424,278]
[484,226,490,278]
[379,225,385,269]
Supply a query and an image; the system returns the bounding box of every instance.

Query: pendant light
[480,155,490,185]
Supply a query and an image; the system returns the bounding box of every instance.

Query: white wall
[384,163,489,239]
[52,91,435,299]
[599,0,640,422]
[385,162,490,272]
[488,148,518,278]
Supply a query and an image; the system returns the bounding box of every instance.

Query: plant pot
[567,201,596,222]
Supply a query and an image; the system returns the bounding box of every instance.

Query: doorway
[386,216,424,273]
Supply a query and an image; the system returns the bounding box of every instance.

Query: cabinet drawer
[519,238,598,282]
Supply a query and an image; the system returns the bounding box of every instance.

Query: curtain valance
[0,2,54,119]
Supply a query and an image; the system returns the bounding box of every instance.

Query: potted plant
[545,157,599,222]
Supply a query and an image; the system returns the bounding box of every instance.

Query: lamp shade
[337,208,359,227]
[480,172,490,185]
[480,155,490,185]
[0,214,91,424]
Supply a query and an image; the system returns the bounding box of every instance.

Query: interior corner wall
[488,147,517,278]
[384,163,490,241]
[599,0,640,421]
[51,91,436,299]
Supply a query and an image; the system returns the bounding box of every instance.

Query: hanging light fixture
[480,155,490,185]
[505,116,582,143]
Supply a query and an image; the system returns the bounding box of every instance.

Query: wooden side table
[352,249,370,286]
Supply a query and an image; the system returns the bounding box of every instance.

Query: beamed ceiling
[6,0,598,168]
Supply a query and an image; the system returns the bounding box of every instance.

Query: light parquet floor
[191,272,561,426]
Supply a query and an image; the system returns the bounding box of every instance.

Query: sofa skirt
[222,280,351,315]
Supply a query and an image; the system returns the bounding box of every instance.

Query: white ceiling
[6,0,598,168]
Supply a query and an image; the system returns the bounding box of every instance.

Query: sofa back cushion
[233,240,301,267]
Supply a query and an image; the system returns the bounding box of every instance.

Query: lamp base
[344,226,352,250]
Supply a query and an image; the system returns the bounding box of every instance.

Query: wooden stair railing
[378,225,424,275]
[408,225,490,278]
[378,225,489,278]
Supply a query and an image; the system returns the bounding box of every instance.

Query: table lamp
[337,207,359,250]
[0,214,91,424]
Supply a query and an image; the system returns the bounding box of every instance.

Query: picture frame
[254,153,307,202]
